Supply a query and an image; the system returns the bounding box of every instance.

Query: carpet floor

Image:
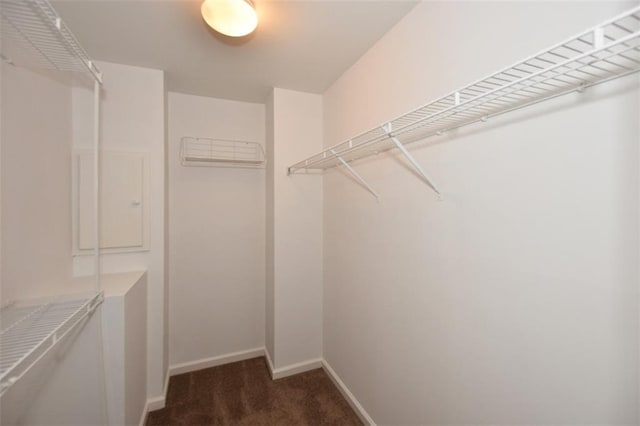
[146,357,363,425]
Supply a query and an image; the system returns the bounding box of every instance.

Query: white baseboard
[137,400,149,426]
[143,366,170,423]
[140,349,264,424]
[264,348,275,379]
[169,347,265,376]
[271,357,323,380]
[146,395,165,412]
[139,352,369,426]
[322,360,376,426]
[264,349,321,380]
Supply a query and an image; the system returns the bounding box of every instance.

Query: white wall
[101,271,148,426]
[323,1,639,424]
[72,61,167,401]
[167,92,265,367]
[124,273,147,425]
[267,88,323,369]
[1,63,75,301]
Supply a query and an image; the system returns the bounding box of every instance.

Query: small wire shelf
[0,292,103,395]
[288,5,640,175]
[0,0,102,82]
[180,137,266,168]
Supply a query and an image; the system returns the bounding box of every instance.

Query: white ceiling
[53,0,417,103]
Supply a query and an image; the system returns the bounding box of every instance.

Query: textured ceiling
[53,0,417,102]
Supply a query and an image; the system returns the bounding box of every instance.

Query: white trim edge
[142,367,170,423]
[169,347,265,376]
[146,396,165,412]
[322,360,376,426]
[138,400,149,426]
[271,358,323,380]
[264,348,275,379]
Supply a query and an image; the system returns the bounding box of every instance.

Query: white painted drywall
[167,92,265,367]
[124,272,148,425]
[323,1,639,424]
[72,61,167,401]
[100,271,147,426]
[266,88,323,368]
[0,63,75,301]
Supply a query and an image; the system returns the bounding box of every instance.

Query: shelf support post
[382,123,441,197]
[93,79,101,292]
[330,149,380,201]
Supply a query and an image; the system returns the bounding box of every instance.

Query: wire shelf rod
[0,0,102,82]
[0,293,103,395]
[393,35,640,138]
[288,6,640,175]
[292,34,640,173]
[300,61,640,175]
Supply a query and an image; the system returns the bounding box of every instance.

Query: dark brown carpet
[146,357,362,426]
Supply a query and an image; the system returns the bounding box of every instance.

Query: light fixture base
[201,0,258,38]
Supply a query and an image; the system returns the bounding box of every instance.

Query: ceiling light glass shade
[201,0,258,37]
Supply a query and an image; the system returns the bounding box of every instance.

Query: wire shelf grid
[0,292,103,395]
[0,0,102,82]
[181,137,266,168]
[288,6,640,173]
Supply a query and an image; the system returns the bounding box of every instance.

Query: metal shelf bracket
[286,6,640,204]
[382,123,441,197]
[330,149,380,201]
[288,5,640,206]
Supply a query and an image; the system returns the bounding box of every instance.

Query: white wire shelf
[180,137,266,168]
[0,292,103,395]
[287,6,640,191]
[0,0,102,83]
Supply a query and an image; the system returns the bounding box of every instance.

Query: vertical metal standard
[382,123,441,197]
[93,80,100,292]
[330,149,380,201]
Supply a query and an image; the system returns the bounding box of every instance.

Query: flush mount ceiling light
[201,0,258,37]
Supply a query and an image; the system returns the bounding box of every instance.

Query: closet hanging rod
[288,5,640,177]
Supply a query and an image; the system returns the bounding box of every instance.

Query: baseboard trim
[264,350,322,380]
[144,367,171,417]
[169,347,265,376]
[272,357,323,380]
[264,349,275,379]
[140,353,369,426]
[146,395,165,413]
[138,400,149,426]
[322,360,376,426]
[141,349,265,424]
